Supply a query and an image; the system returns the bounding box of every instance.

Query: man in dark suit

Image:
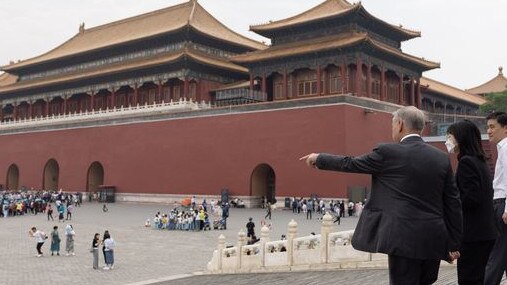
[300,106,463,285]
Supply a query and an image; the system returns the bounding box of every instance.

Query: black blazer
[456,155,497,242]
[316,136,463,260]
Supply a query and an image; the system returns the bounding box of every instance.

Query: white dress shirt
[400,134,421,142]
[493,137,507,212]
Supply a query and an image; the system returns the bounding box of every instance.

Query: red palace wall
[0,103,496,199]
[0,104,396,199]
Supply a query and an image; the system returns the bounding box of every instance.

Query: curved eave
[232,33,367,64]
[250,5,359,38]
[366,39,439,71]
[190,26,267,52]
[357,6,420,41]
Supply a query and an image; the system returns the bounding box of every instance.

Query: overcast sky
[0,0,505,90]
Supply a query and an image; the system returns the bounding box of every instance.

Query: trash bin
[284,197,290,208]
[98,185,116,203]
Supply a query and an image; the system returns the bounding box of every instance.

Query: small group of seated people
[230,198,245,208]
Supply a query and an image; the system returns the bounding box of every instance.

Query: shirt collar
[498,137,507,149]
[400,134,421,142]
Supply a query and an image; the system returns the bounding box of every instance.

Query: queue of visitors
[1,189,81,218]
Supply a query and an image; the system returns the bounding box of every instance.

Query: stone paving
[1,202,505,285]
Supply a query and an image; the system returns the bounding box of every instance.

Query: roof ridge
[189,1,266,49]
[357,4,420,37]
[83,1,192,34]
[466,71,507,92]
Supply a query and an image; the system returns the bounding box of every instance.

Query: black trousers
[36,242,44,254]
[485,200,507,285]
[458,240,495,285]
[388,255,440,285]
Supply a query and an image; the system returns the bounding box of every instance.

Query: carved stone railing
[207,213,390,274]
[0,98,211,130]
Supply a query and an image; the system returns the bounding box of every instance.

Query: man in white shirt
[485,111,507,285]
[29,227,46,257]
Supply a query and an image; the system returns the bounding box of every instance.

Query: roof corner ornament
[499,66,503,76]
[79,22,85,34]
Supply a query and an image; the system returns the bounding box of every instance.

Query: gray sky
[0,0,505,90]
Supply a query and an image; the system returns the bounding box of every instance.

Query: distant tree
[480,90,507,115]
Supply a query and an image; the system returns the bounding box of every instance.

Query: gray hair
[392,106,426,132]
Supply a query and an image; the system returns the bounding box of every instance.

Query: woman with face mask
[446,120,497,285]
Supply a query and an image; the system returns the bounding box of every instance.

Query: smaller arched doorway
[6,164,19,190]
[87,162,104,193]
[250,164,276,205]
[43,159,59,191]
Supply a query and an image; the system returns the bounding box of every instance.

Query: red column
[90,92,95,111]
[133,84,139,106]
[410,77,415,106]
[45,99,50,117]
[0,105,3,122]
[13,103,18,120]
[355,57,362,96]
[249,74,254,97]
[111,88,116,108]
[63,97,67,114]
[380,67,386,101]
[398,74,404,105]
[158,81,163,103]
[28,102,33,118]
[366,63,372,98]
[416,77,421,108]
[322,68,328,95]
[283,70,288,99]
[261,74,267,96]
[316,65,322,96]
[341,61,347,93]
[184,77,189,100]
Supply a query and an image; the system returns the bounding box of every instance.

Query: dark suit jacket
[456,155,497,242]
[316,136,463,260]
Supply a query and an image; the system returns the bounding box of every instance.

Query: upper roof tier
[466,67,507,95]
[232,32,439,71]
[2,0,266,72]
[250,0,420,40]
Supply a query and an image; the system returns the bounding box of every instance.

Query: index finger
[299,154,310,161]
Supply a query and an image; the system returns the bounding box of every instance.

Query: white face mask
[445,138,456,153]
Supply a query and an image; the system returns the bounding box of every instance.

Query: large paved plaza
[1,202,505,285]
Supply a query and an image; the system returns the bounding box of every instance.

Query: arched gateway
[87,162,104,193]
[43,159,59,191]
[250,164,276,204]
[6,164,19,190]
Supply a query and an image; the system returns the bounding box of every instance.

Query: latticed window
[173,86,181,100]
[371,71,381,98]
[50,102,61,115]
[328,66,343,94]
[297,70,318,96]
[148,89,156,104]
[273,74,284,99]
[387,80,399,103]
